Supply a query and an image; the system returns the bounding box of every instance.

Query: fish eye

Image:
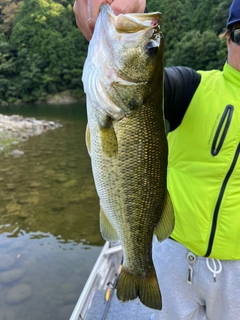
[145,41,158,56]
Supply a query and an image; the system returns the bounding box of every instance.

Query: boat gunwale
[70,241,122,320]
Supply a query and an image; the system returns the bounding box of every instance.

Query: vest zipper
[211,105,233,156]
[205,143,240,257]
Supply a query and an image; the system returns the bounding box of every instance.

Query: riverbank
[0,114,62,157]
[0,91,83,107]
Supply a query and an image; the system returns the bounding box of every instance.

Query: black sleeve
[164,67,201,132]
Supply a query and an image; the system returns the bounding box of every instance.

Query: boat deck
[70,242,160,320]
[85,289,155,320]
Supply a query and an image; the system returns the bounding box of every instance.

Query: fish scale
[82,4,174,310]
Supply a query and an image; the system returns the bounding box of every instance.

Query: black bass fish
[82,4,174,310]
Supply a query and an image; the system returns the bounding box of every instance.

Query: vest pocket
[211,105,234,156]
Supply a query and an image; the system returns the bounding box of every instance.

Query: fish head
[83,5,164,119]
[111,11,163,82]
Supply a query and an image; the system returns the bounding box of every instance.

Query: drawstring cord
[187,252,196,284]
[206,258,222,282]
[187,252,223,284]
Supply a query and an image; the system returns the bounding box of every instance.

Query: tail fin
[116,266,162,310]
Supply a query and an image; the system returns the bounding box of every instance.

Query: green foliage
[150,0,230,70]
[191,0,220,32]
[167,30,222,70]
[212,0,233,34]
[158,0,192,55]
[0,0,234,104]
[0,0,87,104]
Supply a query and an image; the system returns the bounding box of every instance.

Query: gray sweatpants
[151,237,240,320]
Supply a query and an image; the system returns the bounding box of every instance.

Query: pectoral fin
[154,190,174,242]
[100,206,119,242]
[85,124,91,156]
[99,119,118,158]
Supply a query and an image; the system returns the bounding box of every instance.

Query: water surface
[0,103,104,320]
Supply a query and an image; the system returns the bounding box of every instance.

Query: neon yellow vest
[168,62,240,259]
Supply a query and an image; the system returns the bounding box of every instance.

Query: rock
[21,256,37,268]
[0,255,15,270]
[59,305,75,320]
[0,310,16,320]
[44,169,56,176]
[6,203,21,214]
[4,184,16,191]
[64,293,79,304]
[52,205,65,212]
[0,113,63,157]
[60,283,77,294]
[4,310,16,320]
[69,197,81,204]
[17,211,29,219]
[58,162,67,167]
[21,134,28,141]
[0,239,12,248]
[11,150,24,157]
[29,182,41,188]
[0,208,6,214]
[55,176,68,183]
[46,90,78,104]
[62,180,78,188]
[5,171,14,176]
[2,194,13,201]
[17,199,29,205]
[0,168,10,173]
[0,268,24,284]
[68,162,77,168]
[34,127,43,135]
[6,284,32,304]
[9,241,25,250]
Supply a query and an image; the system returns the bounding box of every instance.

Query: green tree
[167,29,221,70]
[154,0,192,64]
[191,0,222,32]
[213,0,232,34]
[8,0,87,102]
[0,0,233,104]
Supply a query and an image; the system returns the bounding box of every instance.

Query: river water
[0,103,104,320]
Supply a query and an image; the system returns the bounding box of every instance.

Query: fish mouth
[114,78,147,86]
[114,11,162,33]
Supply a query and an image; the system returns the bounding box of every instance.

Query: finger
[111,0,146,15]
[73,0,92,40]
[88,0,112,34]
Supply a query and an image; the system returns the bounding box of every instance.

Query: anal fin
[154,189,174,242]
[100,206,119,242]
[85,124,91,156]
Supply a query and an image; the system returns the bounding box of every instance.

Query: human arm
[73,0,146,40]
[164,67,201,132]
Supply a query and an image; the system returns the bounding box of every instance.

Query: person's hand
[73,0,146,41]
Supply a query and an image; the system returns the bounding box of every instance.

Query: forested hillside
[0,0,233,105]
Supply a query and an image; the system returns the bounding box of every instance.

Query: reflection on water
[0,103,104,320]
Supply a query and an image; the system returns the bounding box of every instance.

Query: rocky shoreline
[0,114,62,157]
[0,90,81,107]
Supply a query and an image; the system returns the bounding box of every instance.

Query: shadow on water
[0,103,105,320]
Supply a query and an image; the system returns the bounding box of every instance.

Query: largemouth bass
[82,4,174,310]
